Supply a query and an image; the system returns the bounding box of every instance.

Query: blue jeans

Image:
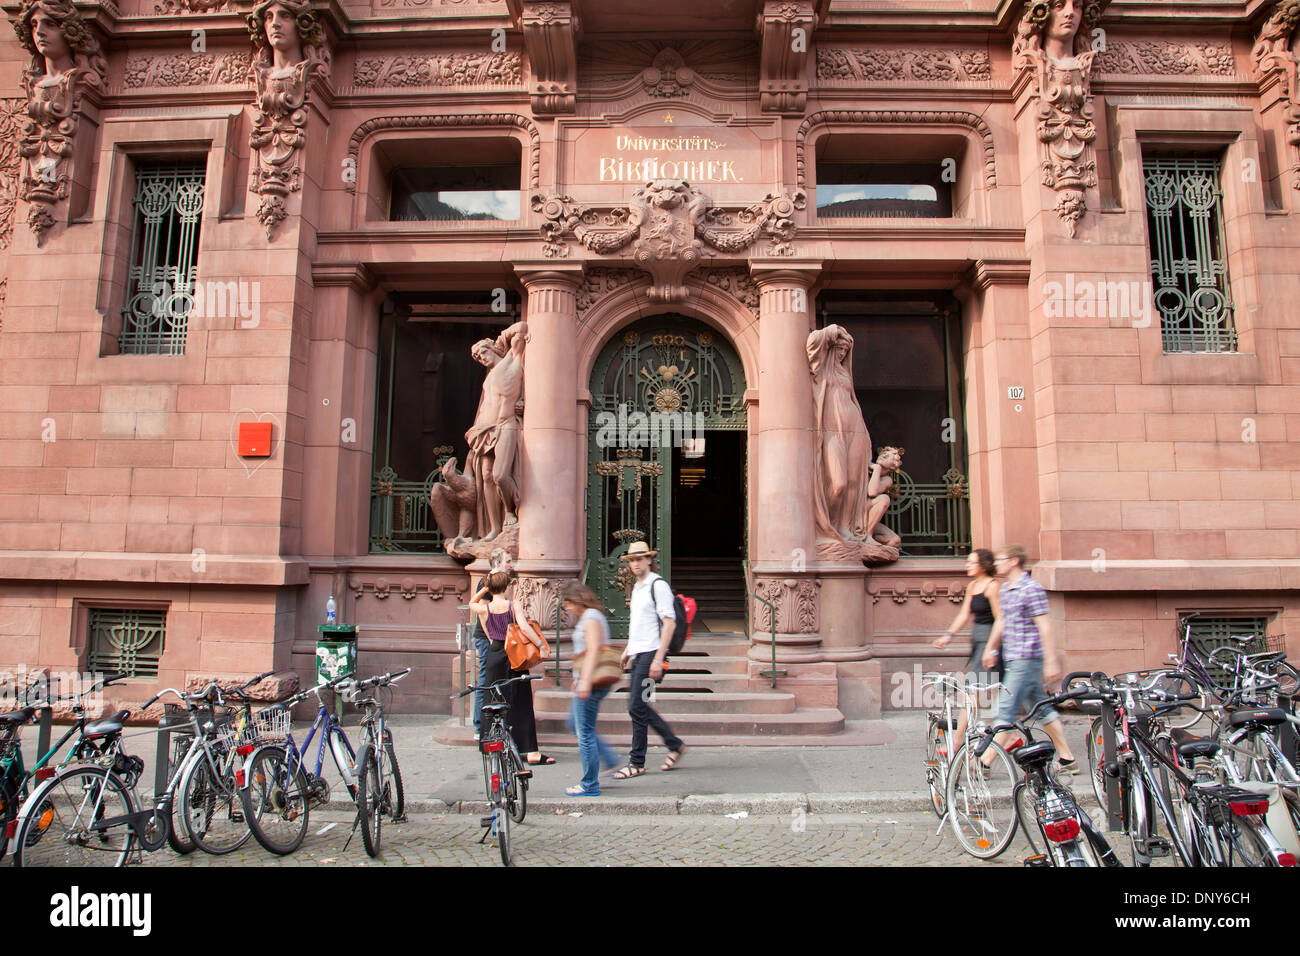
[472,633,490,734]
[996,656,1059,728]
[628,651,683,767]
[569,686,619,792]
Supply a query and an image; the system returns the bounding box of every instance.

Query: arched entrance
[586,315,748,630]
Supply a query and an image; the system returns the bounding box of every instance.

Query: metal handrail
[750,588,786,690]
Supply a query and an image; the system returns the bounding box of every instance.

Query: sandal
[660,746,687,772]
[610,765,645,780]
[525,753,556,765]
[565,784,600,796]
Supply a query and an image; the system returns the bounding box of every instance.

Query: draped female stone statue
[807,325,901,565]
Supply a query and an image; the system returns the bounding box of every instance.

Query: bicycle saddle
[84,709,131,737]
[1012,740,1057,768]
[1227,706,1289,728]
[1170,728,1220,761]
[481,703,508,717]
[0,706,36,724]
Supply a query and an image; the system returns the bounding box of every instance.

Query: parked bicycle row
[925,617,1300,867]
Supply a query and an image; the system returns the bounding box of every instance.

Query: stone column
[749,261,823,663]
[514,264,585,575]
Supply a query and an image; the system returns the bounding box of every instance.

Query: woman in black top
[933,549,1002,742]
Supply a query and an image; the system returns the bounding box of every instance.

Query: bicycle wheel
[1274,661,1299,698]
[356,744,382,858]
[1126,770,1152,867]
[490,752,512,866]
[1014,780,1046,858]
[240,746,310,856]
[1086,717,1108,811]
[945,739,1018,859]
[166,737,197,855]
[1226,818,1274,867]
[14,766,136,867]
[506,742,527,824]
[383,736,405,821]
[180,749,251,855]
[924,716,947,818]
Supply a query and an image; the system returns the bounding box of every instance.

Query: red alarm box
[237,421,273,457]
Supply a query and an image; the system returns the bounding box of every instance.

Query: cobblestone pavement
[144,808,1165,867]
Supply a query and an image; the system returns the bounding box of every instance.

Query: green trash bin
[317,624,358,721]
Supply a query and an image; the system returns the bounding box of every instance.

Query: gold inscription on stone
[599,133,742,183]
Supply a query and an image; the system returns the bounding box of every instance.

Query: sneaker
[1057,757,1079,775]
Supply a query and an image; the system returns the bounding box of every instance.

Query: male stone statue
[431,321,528,557]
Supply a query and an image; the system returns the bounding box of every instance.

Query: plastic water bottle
[325,595,336,625]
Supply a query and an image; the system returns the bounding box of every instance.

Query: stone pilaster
[515,263,584,573]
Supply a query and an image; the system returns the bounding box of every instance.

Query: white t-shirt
[626,572,676,656]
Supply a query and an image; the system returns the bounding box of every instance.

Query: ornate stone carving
[575,267,637,319]
[512,575,570,630]
[1013,0,1110,238]
[757,0,815,113]
[702,267,759,318]
[532,182,806,301]
[594,449,662,503]
[807,325,902,566]
[344,114,540,194]
[0,98,25,251]
[352,52,521,88]
[124,52,252,88]
[752,578,820,634]
[868,579,966,606]
[246,0,331,240]
[347,574,464,601]
[155,0,235,12]
[1254,1,1300,190]
[641,48,696,97]
[1096,39,1235,76]
[796,111,998,190]
[429,321,527,561]
[11,0,108,245]
[519,0,578,114]
[816,47,992,82]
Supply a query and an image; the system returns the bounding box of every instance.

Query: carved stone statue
[807,325,901,566]
[11,0,106,244]
[430,321,528,561]
[247,0,330,239]
[1254,0,1300,189]
[1013,0,1110,237]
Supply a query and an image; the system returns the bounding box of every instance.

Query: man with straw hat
[610,540,687,778]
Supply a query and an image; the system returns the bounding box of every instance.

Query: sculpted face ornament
[11,0,107,244]
[1254,0,1300,190]
[1014,0,1109,237]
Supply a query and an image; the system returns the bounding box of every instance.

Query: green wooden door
[586,316,747,630]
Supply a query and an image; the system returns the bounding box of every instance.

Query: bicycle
[455,672,538,866]
[237,673,363,856]
[11,681,253,866]
[922,673,1006,830]
[342,668,410,858]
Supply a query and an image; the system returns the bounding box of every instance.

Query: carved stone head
[12,0,105,84]
[1015,0,1108,64]
[638,180,692,209]
[470,338,502,368]
[247,0,324,71]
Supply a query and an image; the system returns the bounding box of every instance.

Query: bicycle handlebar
[453,673,540,700]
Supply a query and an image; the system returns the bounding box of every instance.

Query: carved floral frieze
[124,52,251,88]
[752,578,819,634]
[641,47,696,97]
[0,97,25,251]
[1253,0,1300,190]
[346,574,464,602]
[816,48,992,83]
[868,579,966,606]
[701,267,759,319]
[532,181,806,302]
[352,52,521,88]
[1096,39,1235,76]
[575,267,637,320]
[154,0,235,12]
[512,576,571,631]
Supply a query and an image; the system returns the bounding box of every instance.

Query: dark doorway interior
[670,431,746,633]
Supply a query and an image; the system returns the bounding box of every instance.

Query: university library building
[0,0,1298,735]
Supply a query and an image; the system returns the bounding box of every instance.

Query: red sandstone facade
[0,0,1297,726]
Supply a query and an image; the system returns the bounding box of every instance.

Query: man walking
[981,544,1077,771]
[611,541,686,778]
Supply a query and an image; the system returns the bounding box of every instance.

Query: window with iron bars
[87,607,166,679]
[118,162,206,355]
[1142,156,1237,353]
[1186,615,1273,687]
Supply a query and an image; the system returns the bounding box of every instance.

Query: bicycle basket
[249,708,290,744]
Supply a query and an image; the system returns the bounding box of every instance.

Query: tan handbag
[588,645,624,690]
[506,618,548,671]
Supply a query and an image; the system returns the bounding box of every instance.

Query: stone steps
[534,707,846,737]
[536,688,798,715]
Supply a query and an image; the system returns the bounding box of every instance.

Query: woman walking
[562,580,621,796]
[933,549,1002,743]
[469,569,554,765]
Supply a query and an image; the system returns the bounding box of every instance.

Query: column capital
[513,261,585,289]
[749,259,823,289]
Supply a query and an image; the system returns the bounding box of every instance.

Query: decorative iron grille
[1187,615,1269,687]
[369,462,452,553]
[1143,157,1236,353]
[87,607,166,678]
[885,467,971,557]
[118,163,205,355]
